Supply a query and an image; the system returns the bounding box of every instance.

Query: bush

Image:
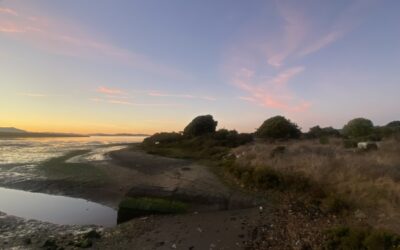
[321,196,350,214]
[256,116,301,139]
[343,139,358,148]
[183,115,218,137]
[342,118,374,138]
[386,121,400,128]
[213,129,253,147]
[143,132,183,145]
[324,226,400,250]
[319,137,330,145]
[306,126,340,139]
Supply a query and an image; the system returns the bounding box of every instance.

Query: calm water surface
[0,136,145,226]
[0,187,117,227]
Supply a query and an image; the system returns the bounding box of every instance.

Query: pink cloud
[265,2,308,67]
[224,1,375,112]
[148,91,216,101]
[107,99,180,107]
[0,8,18,16]
[232,67,310,113]
[96,86,124,95]
[0,6,188,80]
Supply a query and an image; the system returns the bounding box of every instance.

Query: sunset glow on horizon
[1,0,399,134]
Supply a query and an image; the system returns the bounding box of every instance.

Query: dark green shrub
[306,126,340,139]
[324,226,400,250]
[143,132,183,145]
[213,129,253,147]
[183,115,218,137]
[256,116,301,139]
[386,121,400,128]
[343,139,358,148]
[342,118,374,138]
[252,167,283,189]
[319,137,330,145]
[321,196,350,214]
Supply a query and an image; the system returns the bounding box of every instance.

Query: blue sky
[0,0,399,133]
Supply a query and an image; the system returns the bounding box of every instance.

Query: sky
[0,0,399,134]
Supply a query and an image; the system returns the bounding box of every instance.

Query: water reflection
[0,187,117,227]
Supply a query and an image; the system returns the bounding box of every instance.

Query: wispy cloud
[96,86,124,95]
[93,86,216,106]
[148,91,216,101]
[0,5,188,80]
[17,92,47,97]
[224,0,375,113]
[0,7,18,16]
[233,67,310,112]
[90,98,180,107]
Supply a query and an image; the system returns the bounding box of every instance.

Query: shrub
[343,139,358,148]
[386,121,400,128]
[306,126,340,139]
[342,118,374,138]
[324,226,400,250]
[213,129,253,147]
[183,115,218,137]
[319,137,330,145]
[321,196,350,214]
[256,116,301,139]
[143,132,183,145]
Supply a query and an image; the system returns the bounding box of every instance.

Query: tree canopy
[183,115,218,137]
[342,118,374,138]
[256,116,301,139]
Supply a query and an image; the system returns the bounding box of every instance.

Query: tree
[183,115,218,137]
[386,121,400,128]
[342,118,374,138]
[306,126,340,138]
[256,116,301,139]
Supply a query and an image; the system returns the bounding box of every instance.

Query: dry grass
[232,137,400,233]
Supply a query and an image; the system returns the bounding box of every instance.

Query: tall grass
[232,137,400,232]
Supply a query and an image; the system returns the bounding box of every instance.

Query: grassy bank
[232,137,400,233]
[139,131,400,247]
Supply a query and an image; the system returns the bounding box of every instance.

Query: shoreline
[0,145,262,248]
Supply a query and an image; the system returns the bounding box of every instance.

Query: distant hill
[90,133,149,137]
[0,127,87,138]
[0,127,27,133]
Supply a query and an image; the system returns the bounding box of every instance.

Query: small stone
[172,243,177,248]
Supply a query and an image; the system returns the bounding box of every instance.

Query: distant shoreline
[0,132,149,139]
[0,132,88,138]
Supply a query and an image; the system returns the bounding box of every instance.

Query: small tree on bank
[183,115,218,137]
[256,116,301,139]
